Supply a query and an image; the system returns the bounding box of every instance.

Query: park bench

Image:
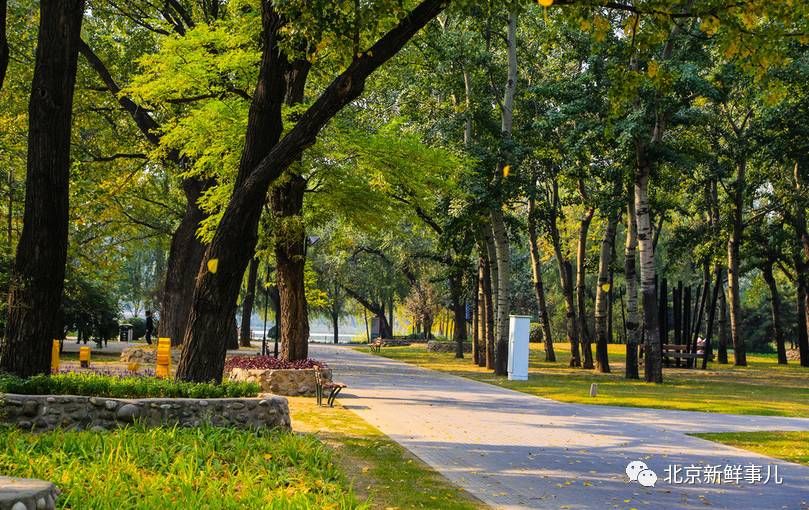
[315,366,347,407]
[662,343,707,369]
[369,339,383,353]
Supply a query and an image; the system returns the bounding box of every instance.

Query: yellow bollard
[51,340,61,373]
[79,346,91,368]
[156,337,171,378]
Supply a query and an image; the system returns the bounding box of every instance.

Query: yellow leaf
[207,258,219,274]
[647,60,659,78]
[538,0,553,6]
[503,164,511,177]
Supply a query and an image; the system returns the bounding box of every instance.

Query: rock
[426,340,472,353]
[116,404,140,422]
[21,400,39,417]
[104,400,118,411]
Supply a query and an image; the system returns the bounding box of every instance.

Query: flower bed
[226,356,331,396]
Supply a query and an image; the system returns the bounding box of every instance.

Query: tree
[176,0,449,382]
[1,0,84,376]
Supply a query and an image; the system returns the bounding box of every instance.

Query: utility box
[119,324,134,342]
[507,315,531,381]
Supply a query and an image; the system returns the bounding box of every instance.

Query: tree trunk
[176,0,448,382]
[790,162,809,366]
[595,213,618,373]
[481,239,495,369]
[159,179,209,346]
[226,313,238,350]
[727,159,747,366]
[473,260,481,364]
[0,0,83,377]
[527,193,555,362]
[624,195,640,379]
[797,281,809,367]
[332,310,339,344]
[272,173,310,361]
[635,162,662,383]
[550,180,580,367]
[490,209,510,376]
[718,276,729,364]
[450,272,466,358]
[762,260,787,365]
[272,57,311,361]
[577,202,595,369]
[239,257,259,347]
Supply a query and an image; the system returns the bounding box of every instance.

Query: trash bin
[119,324,134,342]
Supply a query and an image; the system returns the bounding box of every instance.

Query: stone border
[426,340,472,353]
[0,394,290,432]
[0,477,59,510]
[227,367,331,396]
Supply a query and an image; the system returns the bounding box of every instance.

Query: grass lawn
[363,342,809,417]
[0,424,359,509]
[288,397,484,510]
[692,431,809,466]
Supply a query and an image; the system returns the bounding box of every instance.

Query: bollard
[156,337,171,378]
[589,383,598,397]
[51,340,61,373]
[79,346,91,368]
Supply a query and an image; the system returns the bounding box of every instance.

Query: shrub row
[0,372,260,399]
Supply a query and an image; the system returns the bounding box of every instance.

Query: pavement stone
[310,343,809,510]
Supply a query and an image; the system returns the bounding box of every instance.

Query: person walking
[145,310,154,345]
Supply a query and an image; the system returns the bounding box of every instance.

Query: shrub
[225,356,326,371]
[530,322,542,343]
[0,372,260,399]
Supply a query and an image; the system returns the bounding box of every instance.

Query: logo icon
[626,461,658,487]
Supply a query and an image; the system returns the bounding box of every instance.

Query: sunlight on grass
[363,343,809,417]
[288,397,485,510]
[0,424,359,509]
[692,431,809,466]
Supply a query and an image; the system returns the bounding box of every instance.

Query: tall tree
[1,0,84,376]
[0,0,7,91]
[175,0,448,383]
[527,176,555,362]
[489,10,517,377]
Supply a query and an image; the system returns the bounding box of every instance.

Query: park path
[310,344,809,510]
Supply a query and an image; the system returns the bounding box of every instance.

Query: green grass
[289,397,484,510]
[692,431,809,466]
[364,342,809,417]
[0,424,361,509]
[0,372,260,398]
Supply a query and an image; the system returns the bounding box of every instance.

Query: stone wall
[426,340,472,353]
[120,345,182,366]
[0,394,290,432]
[227,368,331,396]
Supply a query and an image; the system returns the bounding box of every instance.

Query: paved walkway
[310,344,809,510]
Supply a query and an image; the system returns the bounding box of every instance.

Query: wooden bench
[662,344,706,369]
[369,339,383,353]
[315,367,346,407]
